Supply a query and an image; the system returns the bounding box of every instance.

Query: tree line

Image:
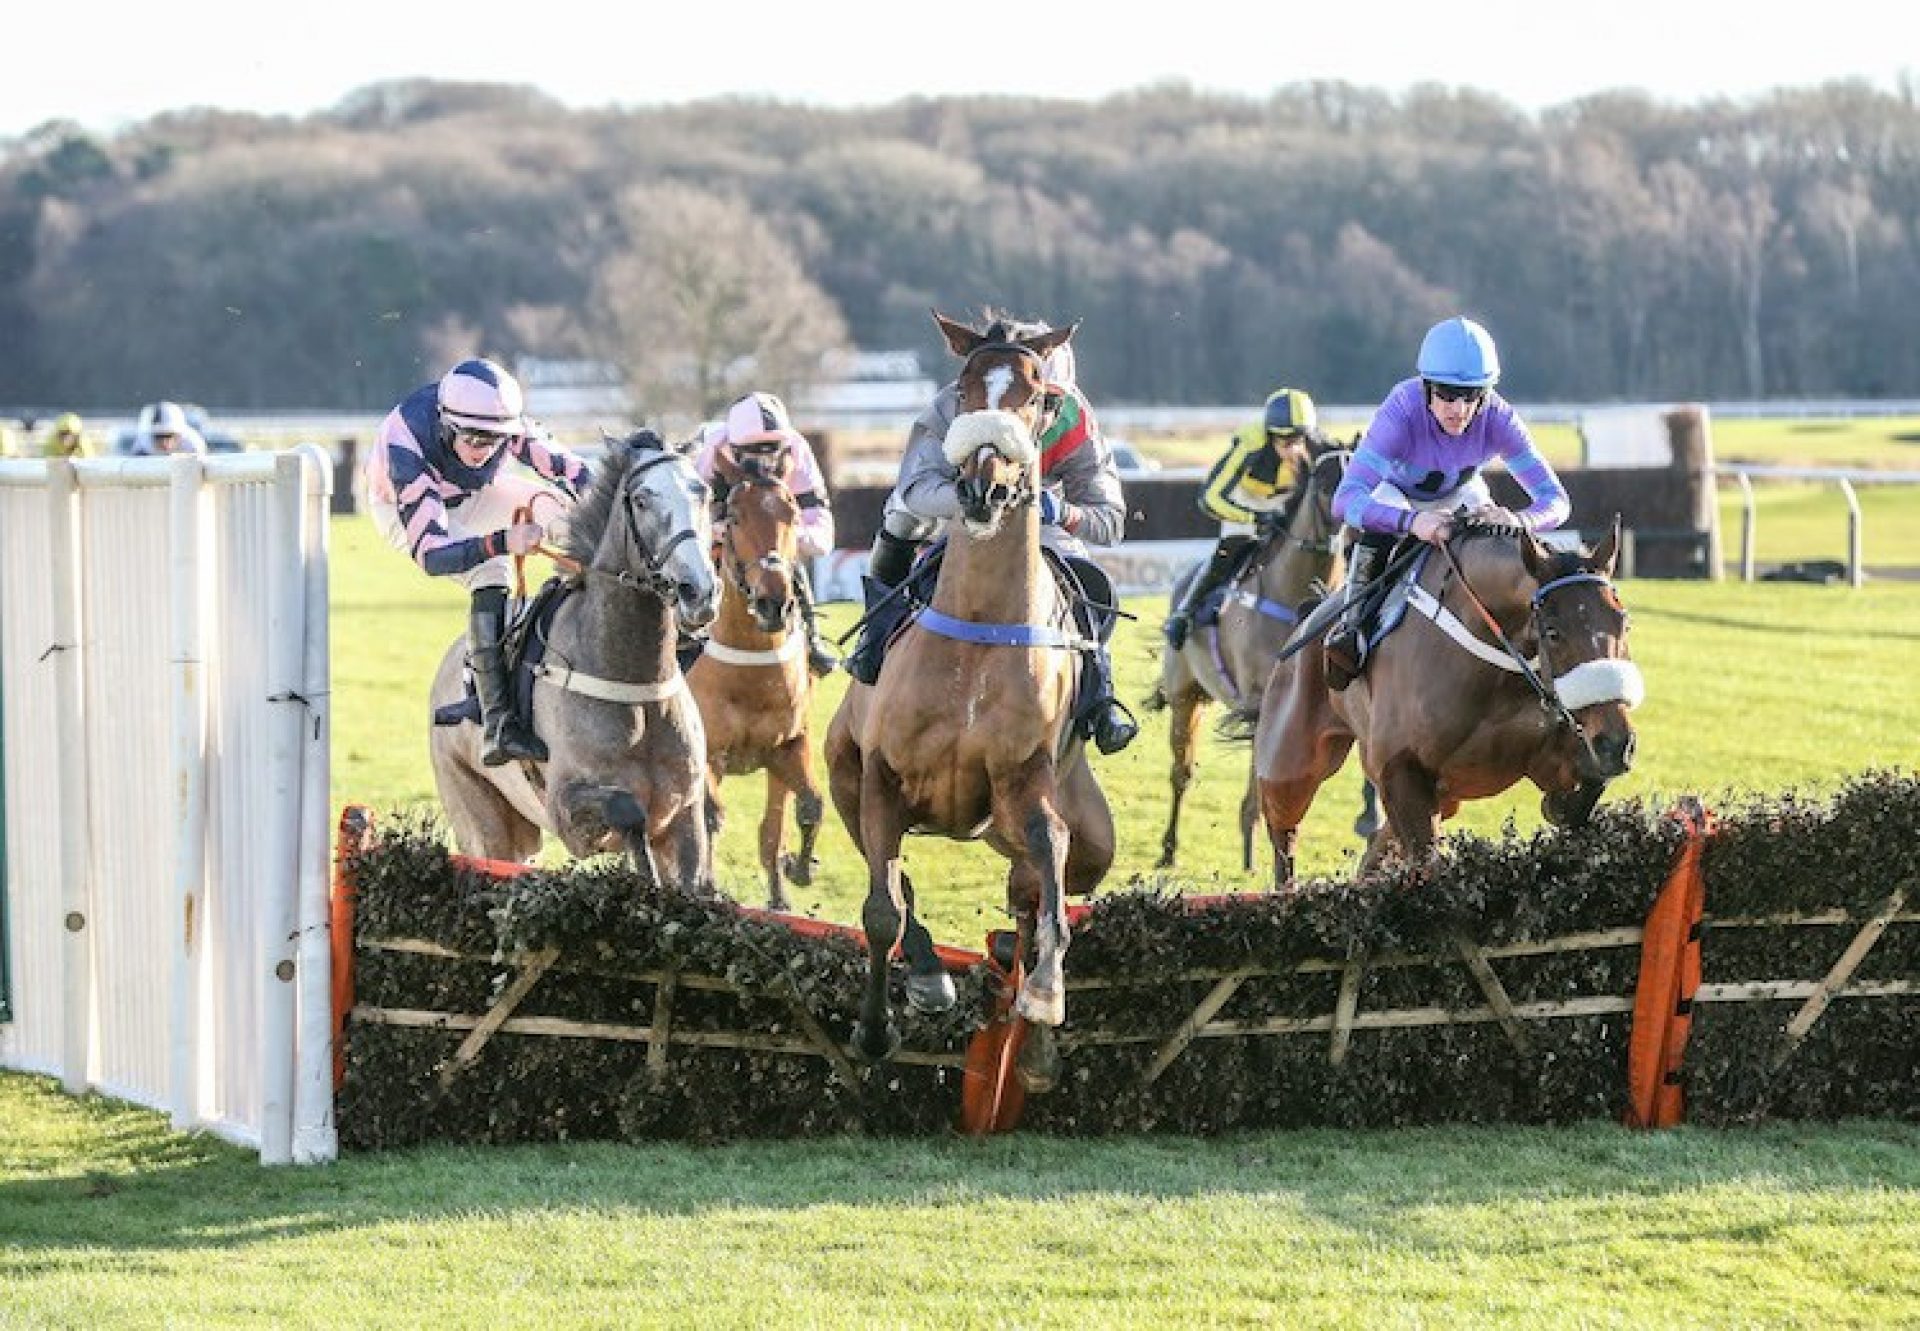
[3,75,1918,420]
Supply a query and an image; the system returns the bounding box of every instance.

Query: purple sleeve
[1490,408,1570,531]
[1331,392,1416,536]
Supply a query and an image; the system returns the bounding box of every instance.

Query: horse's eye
[1543,625,1563,644]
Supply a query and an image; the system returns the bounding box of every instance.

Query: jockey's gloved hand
[1038,489,1069,526]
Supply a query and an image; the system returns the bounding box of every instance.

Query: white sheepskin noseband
[944,410,1037,467]
[1554,658,1646,712]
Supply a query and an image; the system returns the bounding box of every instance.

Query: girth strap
[533,660,685,704]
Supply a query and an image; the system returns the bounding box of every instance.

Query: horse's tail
[1215,701,1260,744]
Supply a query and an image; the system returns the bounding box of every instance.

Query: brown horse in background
[1253,513,1643,887]
[824,311,1114,1090]
[1147,441,1350,871]
[686,450,823,911]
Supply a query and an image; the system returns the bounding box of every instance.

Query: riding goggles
[1425,381,1487,405]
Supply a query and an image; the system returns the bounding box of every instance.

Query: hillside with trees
[3,76,1917,416]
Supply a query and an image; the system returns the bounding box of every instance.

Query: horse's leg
[756,769,793,912]
[703,764,725,844]
[1257,724,1355,891]
[852,759,909,1061]
[1375,753,1442,873]
[1354,777,1382,841]
[655,793,713,896]
[1060,757,1116,896]
[1157,688,1207,869]
[1239,760,1260,873]
[603,790,663,892]
[895,868,956,1014]
[997,757,1070,1036]
[764,732,824,895]
[432,750,542,862]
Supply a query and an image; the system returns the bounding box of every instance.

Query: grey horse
[429,430,721,890]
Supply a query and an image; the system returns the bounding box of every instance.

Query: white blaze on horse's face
[982,365,1018,411]
[634,454,720,630]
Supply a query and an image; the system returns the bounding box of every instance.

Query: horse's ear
[932,309,980,359]
[1027,320,1079,360]
[1589,514,1623,577]
[1520,528,1553,579]
[711,445,744,485]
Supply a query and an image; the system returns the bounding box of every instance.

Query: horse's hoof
[906,969,957,1014]
[850,1020,901,1063]
[1016,1024,1060,1095]
[1155,850,1176,870]
[1015,985,1065,1028]
[780,852,816,888]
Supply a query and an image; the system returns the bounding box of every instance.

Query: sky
[6,0,1915,140]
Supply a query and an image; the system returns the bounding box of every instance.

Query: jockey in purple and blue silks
[364,357,593,765]
[1322,316,1570,691]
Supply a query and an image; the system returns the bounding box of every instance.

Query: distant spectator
[131,401,209,457]
[46,412,95,458]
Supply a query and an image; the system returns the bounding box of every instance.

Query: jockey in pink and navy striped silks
[365,361,591,587]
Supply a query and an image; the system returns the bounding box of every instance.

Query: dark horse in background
[1145,440,1354,873]
[824,311,1114,1092]
[686,447,825,911]
[430,431,721,890]
[1252,512,1643,887]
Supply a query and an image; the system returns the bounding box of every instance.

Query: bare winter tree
[588,181,849,427]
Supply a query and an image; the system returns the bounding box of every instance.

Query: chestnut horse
[824,311,1114,1091]
[686,451,823,911]
[1253,513,1643,887]
[1147,441,1351,871]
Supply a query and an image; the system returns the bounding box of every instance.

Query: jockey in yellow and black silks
[1163,387,1329,650]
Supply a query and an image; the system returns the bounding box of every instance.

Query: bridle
[959,340,1064,441]
[1435,533,1633,770]
[609,448,704,599]
[718,473,798,615]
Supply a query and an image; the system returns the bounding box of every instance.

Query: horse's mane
[1268,439,1342,539]
[560,433,643,567]
[1454,522,1590,587]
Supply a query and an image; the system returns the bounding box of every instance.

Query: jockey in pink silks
[693,390,840,676]
[364,356,592,765]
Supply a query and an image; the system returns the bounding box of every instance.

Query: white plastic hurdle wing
[0,448,334,1164]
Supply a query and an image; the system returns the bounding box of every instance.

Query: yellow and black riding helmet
[1262,387,1317,440]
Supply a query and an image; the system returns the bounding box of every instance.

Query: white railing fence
[0,449,333,1164]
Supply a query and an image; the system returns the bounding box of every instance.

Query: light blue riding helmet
[1416,316,1501,388]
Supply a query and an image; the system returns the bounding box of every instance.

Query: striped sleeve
[510,426,592,498]
[1330,444,1413,537]
[1198,430,1259,524]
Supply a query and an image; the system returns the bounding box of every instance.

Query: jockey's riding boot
[1083,648,1140,755]
[867,528,919,589]
[793,565,839,676]
[468,591,546,766]
[1323,538,1389,692]
[1163,536,1251,650]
